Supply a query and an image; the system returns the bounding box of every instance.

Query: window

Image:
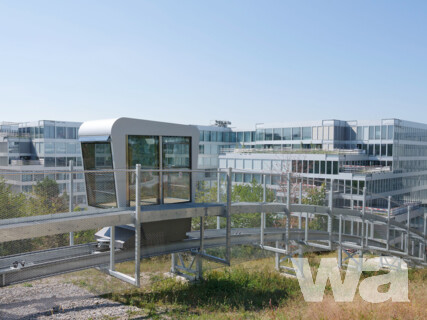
[320,161,326,174]
[375,144,380,155]
[314,161,319,174]
[327,161,332,174]
[292,127,301,140]
[162,137,191,204]
[283,128,292,140]
[387,144,393,156]
[44,157,55,167]
[265,129,273,140]
[204,131,211,142]
[66,157,76,166]
[381,144,386,156]
[56,127,66,139]
[56,157,66,167]
[44,125,55,139]
[55,142,66,154]
[273,128,282,140]
[256,129,265,141]
[66,127,77,139]
[127,136,159,205]
[369,126,374,140]
[163,137,190,168]
[333,162,338,175]
[381,126,387,139]
[357,127,363,140]
[387,126,394,139]
[375,126,381,139]
[82,142,117,208]
[302,127,312,140]
[244,131,251,142]
[237,132,244,142]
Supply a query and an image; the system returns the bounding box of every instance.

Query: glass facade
[126,135,192,206]
[81,142,117,208]
[127,136,160,206]
[163,137,191,204]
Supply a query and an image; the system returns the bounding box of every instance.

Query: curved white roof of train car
[79,118,118,137]
[79,117,199,138]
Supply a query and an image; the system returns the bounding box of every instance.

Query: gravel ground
[0,277,142,319]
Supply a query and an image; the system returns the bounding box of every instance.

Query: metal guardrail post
[305,209,309,242]
[217,172,221,229]
[338,214,342,269]
[69,160,74,246]
[134,164,141,287]
[159,137,163,205]
[110,225,115,271]
[386,196,391,251]
[406,206,410,255]
[328,180,333,249]
[298,182,302,228]
[424,213,427,262]
[226,168,232,263]
[260,174,266,246]
[198,215,205,280]
[286,173,291,252]
[361,187,366,251]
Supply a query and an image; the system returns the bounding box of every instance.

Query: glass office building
[218,119,427,213]
[0,120,86,206]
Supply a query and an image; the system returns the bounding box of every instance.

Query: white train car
[79,117,199,246]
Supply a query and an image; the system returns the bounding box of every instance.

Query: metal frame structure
[1,168,426,288]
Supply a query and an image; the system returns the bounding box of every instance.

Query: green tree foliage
[302,183,328,230]
[0,178,27,219]
[0,177,71,255]
[302,183,326,206]
[194,180,276,229]
[30,177,68,214]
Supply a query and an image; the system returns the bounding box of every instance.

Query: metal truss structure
[1,169,426,288]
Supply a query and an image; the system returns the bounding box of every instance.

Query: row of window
[37,141,81,155]
[21,172,84,182]
[199,125,396,144]
[219,158,340,175]
[44,156,83,167]
[18,125,80,140]
[291,160,339,175]
[394,160,427,172]
[81,136,193,208]
[360,144,393,156]
[395,126,427,142]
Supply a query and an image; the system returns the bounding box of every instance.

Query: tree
[30,177,68,215]
[302,183,328,230]
[302,183,326,206]
[27,177,70,250]
[194,179,276,229]
[0,178,29,255]
[0,178,27,219]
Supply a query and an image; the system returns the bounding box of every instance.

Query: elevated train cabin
[79,117,200,246]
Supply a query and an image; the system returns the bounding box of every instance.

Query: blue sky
[0,1,426,128]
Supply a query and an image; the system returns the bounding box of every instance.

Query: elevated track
[1,202,426,287]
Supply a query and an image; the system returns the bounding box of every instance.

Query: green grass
[67,251,427,320]
[103,267,301,316]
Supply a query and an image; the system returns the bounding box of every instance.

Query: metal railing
[0,166,426,288]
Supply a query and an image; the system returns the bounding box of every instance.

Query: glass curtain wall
[81,142,117,208]
[127,136,160,206]
[127,135,192,206]
[163,137,191,203]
